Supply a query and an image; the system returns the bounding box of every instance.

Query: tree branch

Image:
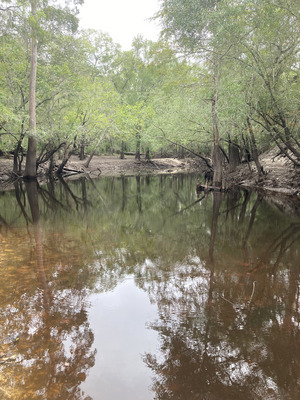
[154,124,212,169]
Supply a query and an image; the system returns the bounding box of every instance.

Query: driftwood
[127,152,145,156]
[61,166,84,174]
[55,166,85,177]
[196,183,227,192]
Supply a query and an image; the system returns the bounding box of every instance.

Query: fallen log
[117,151,145,156]
[55,166,85,176]
[196,183,227,192]
[61,166,84,173]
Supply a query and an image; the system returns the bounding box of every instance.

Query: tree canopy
[0,0,299,177]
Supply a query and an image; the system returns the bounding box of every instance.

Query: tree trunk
[13,137,24,174]
[261,116,300,166]
[211,68,223,187]
[84,151,94,169]
[48,154,54,175]
[145,148,150,162]
[135,130,141,161]
[56,145,73,174]
[79,144,85,160]
[110,138,114,155]
[272,124,300,161]
[228,139,241,173]
[179,146,185,159]
[24,0,37,179]
[84,134,105,168]
[212,144,223,187]
[120,141,125,159]
[247,116,264,176]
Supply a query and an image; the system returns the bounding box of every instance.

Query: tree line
[0,0,299,185]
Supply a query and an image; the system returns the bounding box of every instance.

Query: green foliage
[0,0,299,167]
[156,0,299,164]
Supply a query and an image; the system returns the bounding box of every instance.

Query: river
[0,174,299,399]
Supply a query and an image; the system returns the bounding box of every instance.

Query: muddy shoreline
[0,151,299,211]
[226,148,300,195]
[0,155,204,191]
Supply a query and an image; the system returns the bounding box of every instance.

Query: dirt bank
[226,148,300,196]
[0,154,204,190]
[0,149,299,198]
[225,148,300,216]
[65,155,202,177]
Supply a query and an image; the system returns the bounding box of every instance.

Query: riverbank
[0,149,299,197]
[0,154,205,190]
[225,148,300,216]
[226,148,300,196]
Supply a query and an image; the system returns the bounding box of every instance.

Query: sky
[78,0,161,50]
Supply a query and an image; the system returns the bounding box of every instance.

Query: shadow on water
[0,175,299,399]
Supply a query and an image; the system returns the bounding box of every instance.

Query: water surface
[0,175,299,399]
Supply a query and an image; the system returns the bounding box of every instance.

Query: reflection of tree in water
[0,175,299,399]
[0,181,96,400]
[141,191,300,400]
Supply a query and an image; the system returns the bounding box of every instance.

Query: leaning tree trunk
[56,145,73,174]
[84,133,106,168]
[24,0,37,179]
[48,153,55,175]
[83,151,95,169]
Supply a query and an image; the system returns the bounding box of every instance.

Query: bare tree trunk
[84,133,106,168]
[211,68,223,187]
[24,0,37,179]
[228,138,241,173]
[120,141,125,159]
[13,135,24,174]
[79,144,85,160]
[56,144,73,174]
[145,148,150,162]
[135,129,141,161]
[247,116,264,176]
[84,151,95,169]
[48,154,54,175]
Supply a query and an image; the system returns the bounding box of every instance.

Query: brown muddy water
[0,175,299,400]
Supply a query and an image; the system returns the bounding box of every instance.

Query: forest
[0,0,299,187]
[0,3,299,397]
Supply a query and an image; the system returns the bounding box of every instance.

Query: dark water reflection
[0,175,299,399]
